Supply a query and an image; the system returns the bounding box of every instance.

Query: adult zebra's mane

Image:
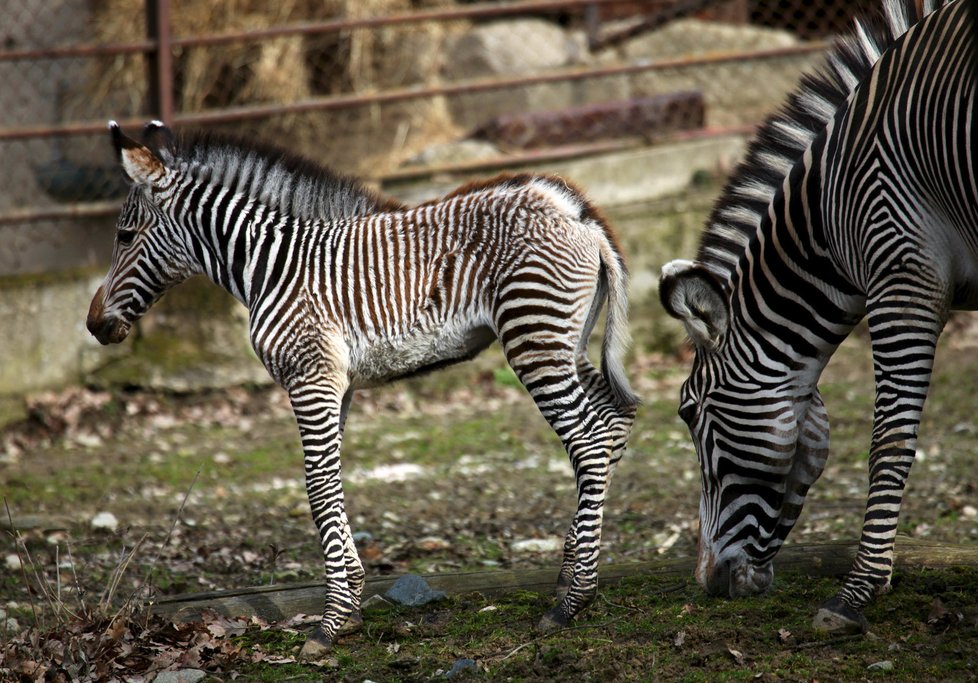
[163,130,405,223]
[698,0,948,288]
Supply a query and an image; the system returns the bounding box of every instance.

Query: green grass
[222,567,978,681]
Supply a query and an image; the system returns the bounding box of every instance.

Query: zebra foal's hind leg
[555,356,636,599]
[501,337,616,630]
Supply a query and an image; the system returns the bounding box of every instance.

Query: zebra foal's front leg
[287,380,364,659]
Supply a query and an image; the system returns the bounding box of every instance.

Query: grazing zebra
[87,122,638,655]
[659,0,978,633]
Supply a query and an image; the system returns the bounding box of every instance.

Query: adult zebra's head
[659,259,830,599]
[88,121,190,345]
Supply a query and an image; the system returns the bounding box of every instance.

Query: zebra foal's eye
[678,401,697,424]
[117,229,137,246]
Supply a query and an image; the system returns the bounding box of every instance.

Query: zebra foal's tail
[597,236,641,411]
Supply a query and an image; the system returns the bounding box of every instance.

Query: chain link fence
[0,0,873,276]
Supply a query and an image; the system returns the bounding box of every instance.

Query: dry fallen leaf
[727,645,745,665]
[673,630,686,648]
[777,627,792,644]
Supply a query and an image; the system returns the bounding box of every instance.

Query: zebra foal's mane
[157,129,405,223]
[698,0,947,288]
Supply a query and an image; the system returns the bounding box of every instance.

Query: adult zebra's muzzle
[86,288,132,345]
[700,553,774,598]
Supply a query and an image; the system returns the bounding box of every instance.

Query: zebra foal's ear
[659,259,729,351]
[108,120,167,188]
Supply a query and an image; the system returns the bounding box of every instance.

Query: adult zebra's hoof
[536,606,571,634]
[812,597,868,634]
[299,627,334,661]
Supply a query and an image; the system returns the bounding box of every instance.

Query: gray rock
[153,669,207,683]
[442,19,577,130]
[444,658,478,678]
[384,574,446,607]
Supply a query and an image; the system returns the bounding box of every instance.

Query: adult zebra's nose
[703,558,733,597]
[701,555,774,598]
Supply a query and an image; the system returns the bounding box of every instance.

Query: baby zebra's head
[87,120,193,345]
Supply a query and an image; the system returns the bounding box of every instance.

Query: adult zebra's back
[87,123,638,656]
[660,0,978,632]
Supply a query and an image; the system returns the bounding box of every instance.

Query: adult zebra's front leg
[288,377,364,659]
[814,286,945,634]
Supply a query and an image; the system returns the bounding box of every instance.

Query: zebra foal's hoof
[536,606,571,634]
[336,610,364,636]
[812,597,868,634]
[298,627,334,661]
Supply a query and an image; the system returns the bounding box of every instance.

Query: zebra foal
[87,122,638,655]
[660,0,978,633]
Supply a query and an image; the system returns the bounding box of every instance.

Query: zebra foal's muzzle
[86,286,132,345]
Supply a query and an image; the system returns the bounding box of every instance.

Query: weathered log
[151,538,978,624]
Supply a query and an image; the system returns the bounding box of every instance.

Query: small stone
[5,554,21,571]
[510,537,562,553]
[90,511,118,532]
[384,574,446,607]
[962,505,978,519]
[867,660,894,672]
[5,617,19,633]
[361,594,395,613]
[352,531,373,544]
[444,658,478,678]
[152,669,207,683]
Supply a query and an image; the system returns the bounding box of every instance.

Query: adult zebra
[660,0,978,633]
[87,123,638,656]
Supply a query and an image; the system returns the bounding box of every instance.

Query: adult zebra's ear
[659,259,729,351]
[108,120,167,188]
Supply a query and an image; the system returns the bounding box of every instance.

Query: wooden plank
[151,538,978,624]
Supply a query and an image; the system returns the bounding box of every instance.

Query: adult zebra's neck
[727,145,865,383]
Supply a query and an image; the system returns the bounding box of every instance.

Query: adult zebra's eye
[678,401,697,425]
[117,229,137,246]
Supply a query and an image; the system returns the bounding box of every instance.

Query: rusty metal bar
[0,201,122,226]
[0,40,154,63]
[146,0,175,126]
[165,0,645,50]
[0,125,756,225]
[174,42,826,127]
[0,0,646,63]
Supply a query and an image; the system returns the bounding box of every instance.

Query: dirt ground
[2,316,978,680]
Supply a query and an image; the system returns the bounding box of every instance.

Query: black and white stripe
[88,125,639,650]
[661,0,977,631]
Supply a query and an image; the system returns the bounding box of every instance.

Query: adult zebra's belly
[347,322,496,387]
